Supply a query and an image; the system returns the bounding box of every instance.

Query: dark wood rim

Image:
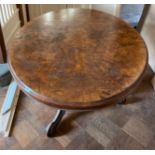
[8,54,148,110]
[8,8,148,110]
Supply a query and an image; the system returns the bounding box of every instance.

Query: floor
[0,67,155,150]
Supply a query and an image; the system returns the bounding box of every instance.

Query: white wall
[28,4,91,20]
[141,5,155,72]
[29,4,66,19]
[92,4,117,15]
[28,4,118,20]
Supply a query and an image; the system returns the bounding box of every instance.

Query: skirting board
[0,81,20,137]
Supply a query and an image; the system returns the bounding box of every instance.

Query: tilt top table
[8,9,148,137]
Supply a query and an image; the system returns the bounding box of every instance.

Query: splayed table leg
[46,109,65,137]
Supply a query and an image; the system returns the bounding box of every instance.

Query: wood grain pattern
[0,67,154,150]
[8,8,148,110]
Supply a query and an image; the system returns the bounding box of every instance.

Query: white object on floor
[0,81,20,137]
[151,75,155,90]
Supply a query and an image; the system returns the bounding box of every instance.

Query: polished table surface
[8,9,148,110]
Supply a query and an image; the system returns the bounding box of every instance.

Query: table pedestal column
[46,99,126,137]
[46,109,65,137]
[117,99,126,105]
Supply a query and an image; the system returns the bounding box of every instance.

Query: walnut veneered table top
[8,9,148,110]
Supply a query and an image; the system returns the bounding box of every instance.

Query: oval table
[8,8,148,137]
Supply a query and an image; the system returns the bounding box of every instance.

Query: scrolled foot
[46,110,65,137]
